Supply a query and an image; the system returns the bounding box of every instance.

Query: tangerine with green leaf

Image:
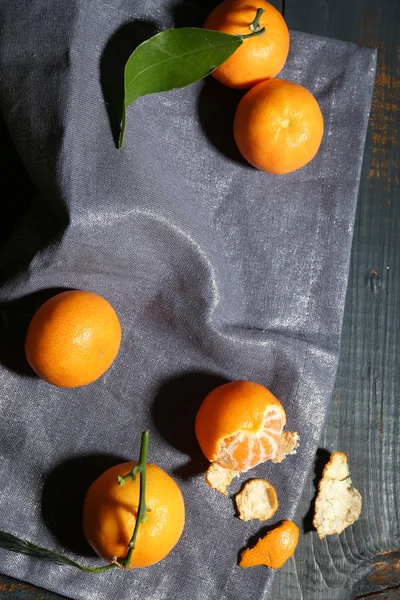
[204,0,290,89]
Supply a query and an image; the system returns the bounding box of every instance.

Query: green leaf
[0,530,116,574]
[119,27,242,147]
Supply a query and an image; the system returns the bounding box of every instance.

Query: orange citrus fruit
[239,520,299,569]
[204,0,290,89]
[234,78,324,174]
[25,290,122,388]
[195,381,299,494]
[83,462,185,568]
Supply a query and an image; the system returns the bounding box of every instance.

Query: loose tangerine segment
[239,520,299,569]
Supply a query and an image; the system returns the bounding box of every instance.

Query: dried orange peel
[235,479,278,521]
[313,451,362,539]
[195,381,299,494]
[239,520,299,569]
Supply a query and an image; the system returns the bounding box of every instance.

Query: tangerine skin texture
[204,0,290,89]
[239,520,299,569]
[234,78,324,174]
[82,462,185,569]
[195,380,285,467]
[24,290,122,388]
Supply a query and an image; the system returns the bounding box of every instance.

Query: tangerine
[234,78,324,174]
[204,0,290,89]
[25,290,121,388]
[83,462,185,568]
[195,381,299,494]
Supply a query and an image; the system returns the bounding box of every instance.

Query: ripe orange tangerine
[25,290,121,388]
[83,462,185,569]
[195,381,299,494]
[204,0,290,89]
[234,78,324,174]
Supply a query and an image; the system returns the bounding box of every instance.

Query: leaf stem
[250,8,265,32]
[0,530,120,573]
[78,563,118,574]
[117,430,149,568]
[240,7,266,39]
[240,26,266,39]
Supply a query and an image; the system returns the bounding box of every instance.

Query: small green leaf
[119,27,242,146]
[0,531,116,574]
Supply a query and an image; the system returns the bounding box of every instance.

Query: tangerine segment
[204,0,290,89]
[239,520,299,569]
[234,78,324,174]
[215,405,285,471]
[83,462,185,569]
[195,381,286,473]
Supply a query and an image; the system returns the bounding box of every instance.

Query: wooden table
[1,0,399,597]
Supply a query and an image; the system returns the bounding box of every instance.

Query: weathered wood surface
[0,0,399,597]
[270,0,400,598]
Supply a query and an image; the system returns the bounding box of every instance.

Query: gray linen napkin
[0,1,376,599]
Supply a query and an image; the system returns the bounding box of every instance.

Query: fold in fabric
[0,1,376,599]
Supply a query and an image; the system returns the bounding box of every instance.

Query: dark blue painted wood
[1,0,399,598]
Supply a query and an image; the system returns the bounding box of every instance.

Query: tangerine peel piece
[235,479,278,521]
[313,451,362,539]
[272,431,300,464]
[239,520,299,569]
[205,462,238,496]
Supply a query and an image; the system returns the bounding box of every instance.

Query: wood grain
[1,0,399,598]
[270,0,400,598]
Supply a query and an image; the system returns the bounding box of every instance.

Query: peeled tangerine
[239,520,299,569]
[195,381,299,495]
[235,479,278,521]
[313,452,362,539]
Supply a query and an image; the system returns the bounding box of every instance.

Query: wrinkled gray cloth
[0,1,376,599]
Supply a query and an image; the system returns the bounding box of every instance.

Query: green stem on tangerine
[240,7,266,39]
[117,430,149,569]
[0,432,150,574]
[250,7,265,32]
